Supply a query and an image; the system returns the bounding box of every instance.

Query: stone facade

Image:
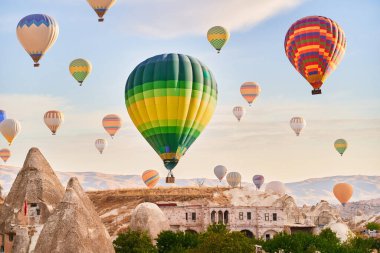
[158,203,285,240]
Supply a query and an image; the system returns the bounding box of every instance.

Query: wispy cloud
[116,0,304,38]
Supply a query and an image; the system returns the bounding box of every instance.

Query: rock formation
[34,177,114,253]
[0,147,65,252]
[129,202,170,242]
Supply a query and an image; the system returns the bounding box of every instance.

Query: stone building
[157,203,285,240]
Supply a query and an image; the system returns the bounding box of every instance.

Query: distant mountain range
[1,165,379,206]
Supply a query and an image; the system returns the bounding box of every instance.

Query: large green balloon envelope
[125,53,218,176]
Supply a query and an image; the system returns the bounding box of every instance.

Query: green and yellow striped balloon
[69,58,92,86]
[334,139,347,156]
[207,26,230,53]
[125,54,218,176]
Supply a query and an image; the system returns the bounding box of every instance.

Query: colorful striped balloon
[290,117,306,136]
[142,170,160,188]
[102,114,121,138]
[87,0,117,22]
[69,58,92,85]
[125,54,218,178]
[0,148,11,163]
[207,26,230,53]
[334,139,347,156]
[284,16,346,95]
[240,82,261,106]
[226,172,241,188]
[44,110,64,135]
[0,119,21,145]
[16,14,59,67]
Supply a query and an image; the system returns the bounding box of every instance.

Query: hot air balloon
[69,58,92,86]
[125,53,218,183]
[102,114,122,138]
[0,110,6,124]
[226,172,241,188]
[284,16,346,95]
[0,149,11,163]
[44,110,64,135]
[16,14,59,67]
[334,139,347,156]
[0,119,21,145]
[207,26,230,53]
[252,175,264,190]
[233,106,245,122]
[95,139,107,154]
[142,170,160,188]
[240,82,261,106]
[290,117,306,136]
[265,181,286,195]
[214,165,227,182]
[333,183,353,206]
[87,0,117,22]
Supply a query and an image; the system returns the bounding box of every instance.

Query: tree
[113,229,157,253]
[193,224,257,253]
[156,230,199,253]
[366,222,380,231]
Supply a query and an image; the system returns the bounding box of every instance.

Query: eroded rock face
[34,177,114,253]
[129,202,170,241]
[12,227,29,253]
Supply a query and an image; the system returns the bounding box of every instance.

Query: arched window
[218,210,223,224]
[211,210,216,224]
[224,210,229,224]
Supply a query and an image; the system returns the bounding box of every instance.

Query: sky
[0,0,379,183]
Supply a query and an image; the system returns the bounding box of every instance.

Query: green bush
[366,222,380,231]
[113,229,157,253]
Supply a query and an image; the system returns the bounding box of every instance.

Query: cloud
[117,0,303,38]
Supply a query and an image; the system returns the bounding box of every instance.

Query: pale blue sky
[1,0,379,183]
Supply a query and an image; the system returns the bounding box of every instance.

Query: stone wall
[158,204,285,239]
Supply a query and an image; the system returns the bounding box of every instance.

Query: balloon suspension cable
[79,81,83,86]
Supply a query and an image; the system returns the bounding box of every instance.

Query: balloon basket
[166,176,175,183]
[312,89,321,95]
[34,63,40,67]
[98,18,104,22]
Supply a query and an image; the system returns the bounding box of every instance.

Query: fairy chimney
[34,177,115,253]
[0,147,65,232]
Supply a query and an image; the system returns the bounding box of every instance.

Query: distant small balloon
[233,106,245,122]
[0,119,21,145]
[333,183,353,206]
[214,165,227,182]
[44,110,64,135]
[102,114,122,138]
[334,139,347,156]
[95,139,107,154]
[252,175,264,190]
[0,148,11,163]
[290,117,306,136]
[226,172,241,188]
[142,170,160,188]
